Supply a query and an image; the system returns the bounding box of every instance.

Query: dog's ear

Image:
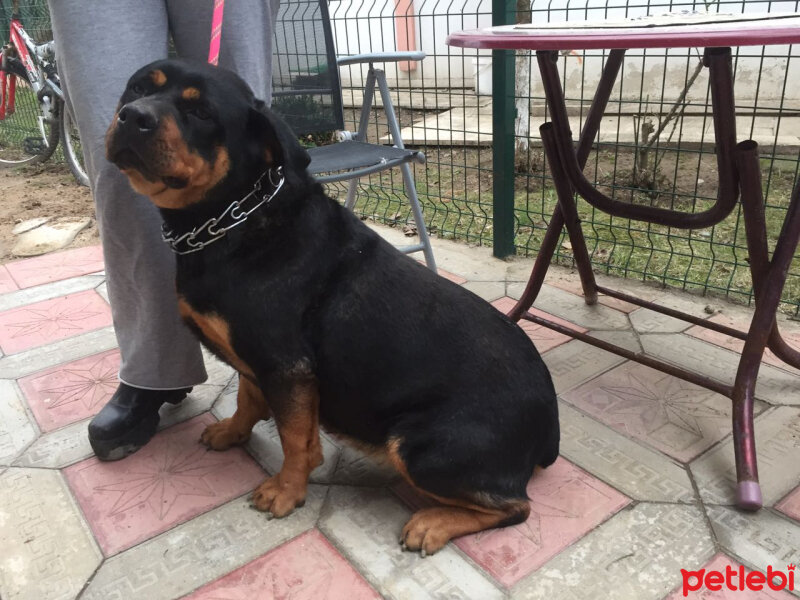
[248,99,311,173]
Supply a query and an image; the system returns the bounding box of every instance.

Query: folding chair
[270,0,436,271]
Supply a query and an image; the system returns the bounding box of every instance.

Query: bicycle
[0,0,88,185]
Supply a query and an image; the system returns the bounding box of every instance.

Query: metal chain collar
[161,166,285,255]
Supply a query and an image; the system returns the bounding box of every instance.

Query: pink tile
[17,349,120,432]
[0,265,19,294]
[561,361,735,463]
[492,296,586,353]
[776,486,800,522]
[63,414,266,556]
[687,314,800,373]
[664,554,797,599]
[395,457,629,588]
[5,245,104,289]
[457,458,628,587]
[438,268,467,285]
[0,290,112,354]
[184,529,380,600]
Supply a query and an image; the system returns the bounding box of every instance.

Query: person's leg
[49,0,207,459]
[167,0,281,103]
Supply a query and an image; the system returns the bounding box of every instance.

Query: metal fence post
[491,0,517,258]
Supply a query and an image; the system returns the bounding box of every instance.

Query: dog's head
[106,59,310,210]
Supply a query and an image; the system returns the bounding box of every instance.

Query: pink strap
[208,0,225,66]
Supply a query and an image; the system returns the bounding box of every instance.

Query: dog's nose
[117,103,158,133]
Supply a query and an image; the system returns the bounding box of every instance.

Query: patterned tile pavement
[0,289,112,354]
[0,238,799,600]
[64,414,266,556]
[663,554,797,599]
[560,361,762,462]
[0,265,19,294]
[18,349,120,432]
[776,486,800,523]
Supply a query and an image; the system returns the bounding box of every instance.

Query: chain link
[161,166,285,255]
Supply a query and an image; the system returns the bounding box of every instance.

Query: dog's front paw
[250,475,306,518]
[200,418,250,450]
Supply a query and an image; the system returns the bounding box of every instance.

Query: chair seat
[307,140,420,178]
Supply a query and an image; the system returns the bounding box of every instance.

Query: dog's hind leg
[200,374,270,450]
[387,438,530,556]
[251,379,323,518]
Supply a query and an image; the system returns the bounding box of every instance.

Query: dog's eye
[188,106,212,120]
[131,83,145,96]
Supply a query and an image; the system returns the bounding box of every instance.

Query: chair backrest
[271,0,345,135]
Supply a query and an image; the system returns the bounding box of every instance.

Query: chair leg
[401,161,436,271]
[344,177,359,211]
[370,68,436,271]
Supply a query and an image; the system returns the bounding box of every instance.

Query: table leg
[508,49,625,319]
[737,140,800,370]
[540,122,597,304]
[733,140,800,509]
[509,45,796,513]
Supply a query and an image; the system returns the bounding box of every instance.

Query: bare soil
[0,163,98,263]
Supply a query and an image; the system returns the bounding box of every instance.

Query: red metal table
[448,12,800,511]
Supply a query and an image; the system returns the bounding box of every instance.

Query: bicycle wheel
[59,101,89,186]
[0,58,59,167]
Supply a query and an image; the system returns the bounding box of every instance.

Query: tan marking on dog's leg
[201,375,270,450]
[251,380,323,517]
[387,438,530,556]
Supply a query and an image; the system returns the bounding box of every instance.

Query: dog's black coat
[109,59,559,509]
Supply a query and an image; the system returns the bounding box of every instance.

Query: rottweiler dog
[106,59,559,556]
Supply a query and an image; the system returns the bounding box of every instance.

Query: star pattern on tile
[5,246,104,288]
[39,354,118,411]
[600,371,726,440]
[95,441,232,520]
[5,302,102,339]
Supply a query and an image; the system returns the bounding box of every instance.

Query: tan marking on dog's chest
[177,298,254,378]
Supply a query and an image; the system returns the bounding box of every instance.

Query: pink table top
[446,11,800,50]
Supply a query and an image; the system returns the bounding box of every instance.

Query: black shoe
[88,383,192,461]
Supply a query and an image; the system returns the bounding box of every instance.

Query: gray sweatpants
[48,0,279,389]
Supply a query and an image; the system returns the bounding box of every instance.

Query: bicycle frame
[1,16,60,129]
[0,59,15,119]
